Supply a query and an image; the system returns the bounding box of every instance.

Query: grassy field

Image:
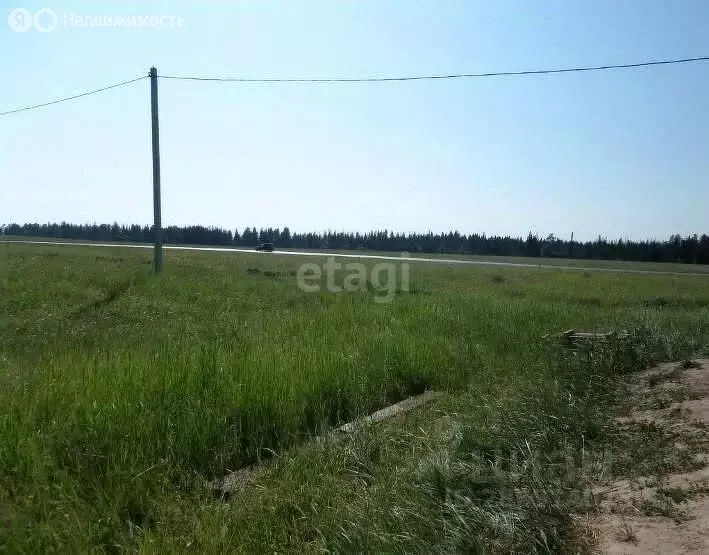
[2,241,709,552]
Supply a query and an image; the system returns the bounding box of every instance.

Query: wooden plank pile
[544,329,630,345]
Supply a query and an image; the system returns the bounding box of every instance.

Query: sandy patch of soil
[590,359,709,554]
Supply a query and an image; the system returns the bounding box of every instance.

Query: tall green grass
[1,242,709,551]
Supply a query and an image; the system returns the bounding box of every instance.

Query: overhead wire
[2,55,708,117]
[0,75,148,117]
[158,55,709,83]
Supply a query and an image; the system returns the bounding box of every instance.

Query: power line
[0,75,148,117]
[158,55,709,84]
[2,55,708,117]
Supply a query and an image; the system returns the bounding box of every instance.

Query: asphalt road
[2,239,709,277]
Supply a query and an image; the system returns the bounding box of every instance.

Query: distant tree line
[3,222,709,265]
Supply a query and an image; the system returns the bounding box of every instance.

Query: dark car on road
[255,242,274,252]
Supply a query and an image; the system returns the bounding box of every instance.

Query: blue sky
[1,0,708,241]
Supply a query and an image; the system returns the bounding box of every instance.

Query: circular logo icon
[8,7,33,32]
[33,7,57,32]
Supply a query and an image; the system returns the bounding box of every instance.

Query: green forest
[3,222,709,264]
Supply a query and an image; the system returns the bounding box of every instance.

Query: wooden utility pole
[150,66,164,273]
